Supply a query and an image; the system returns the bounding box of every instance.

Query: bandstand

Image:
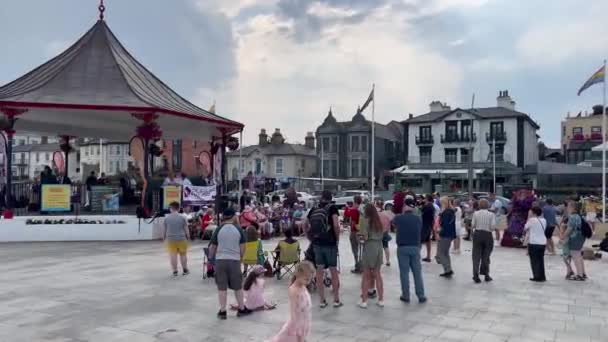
[0,2,243,241]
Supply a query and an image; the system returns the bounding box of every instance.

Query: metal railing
[415,135,434,145]
[440,133,477,143]
[486,131,507,143]
[4,181,161,216]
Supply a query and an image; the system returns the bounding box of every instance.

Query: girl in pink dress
[232,265,276,311]
[271,261,315,342]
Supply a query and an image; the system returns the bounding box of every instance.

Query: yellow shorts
[166,240,189,255]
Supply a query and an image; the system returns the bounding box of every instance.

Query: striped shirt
[472,209,496,232]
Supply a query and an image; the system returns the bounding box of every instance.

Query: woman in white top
[451,199,464,254]
[525,206,547,282]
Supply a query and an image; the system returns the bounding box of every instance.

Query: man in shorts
[163,201,190,277]
[209,208,252,319]
[307,190,343,308]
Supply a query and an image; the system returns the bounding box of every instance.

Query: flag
[359,87,374,113]
[578,65,605,96]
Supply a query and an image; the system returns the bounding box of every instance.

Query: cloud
[195,6,463,145]
[515,1,608,67]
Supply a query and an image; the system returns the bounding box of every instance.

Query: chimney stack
[304,132,315,149]
[429,100,451,112]
[259,129,269,146]
[497,90,516,110]
[270,128,285,145]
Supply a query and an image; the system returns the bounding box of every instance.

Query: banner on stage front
[41,184,71,212]
[183,185,216,204]
[163,186,182,209]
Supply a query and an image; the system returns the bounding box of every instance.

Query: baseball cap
[223,208,236,218]
[405,198,416,208]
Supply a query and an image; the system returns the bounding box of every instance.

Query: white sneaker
[452,249,461,254]
[376,300,385,307]
[358,301,368,309]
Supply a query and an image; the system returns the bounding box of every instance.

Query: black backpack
[579,215,593,239]
[309,205,331,243]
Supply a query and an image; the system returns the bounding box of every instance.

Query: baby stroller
[304,244,338,289]
[202,246,215,279]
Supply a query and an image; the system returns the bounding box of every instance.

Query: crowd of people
[161,188,599,341]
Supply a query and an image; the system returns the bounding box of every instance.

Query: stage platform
[0,215,163,242]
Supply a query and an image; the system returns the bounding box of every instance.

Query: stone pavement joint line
[0,238,606,341]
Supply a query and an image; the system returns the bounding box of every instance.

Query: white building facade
[400,90,539,193]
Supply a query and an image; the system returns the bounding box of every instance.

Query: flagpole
[603,59,607,222]
[321,138,324,191]
[371,84,375,200]
[238,130,243,194]
[493,136,496,194]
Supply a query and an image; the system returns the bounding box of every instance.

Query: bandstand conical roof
[0,13,243,140]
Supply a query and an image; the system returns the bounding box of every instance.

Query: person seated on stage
[273,227,299,270]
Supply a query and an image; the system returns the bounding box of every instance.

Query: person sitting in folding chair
[242,227,266,275]
[272,228,301,279]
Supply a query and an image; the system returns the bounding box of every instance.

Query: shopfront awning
[395,168,485,175]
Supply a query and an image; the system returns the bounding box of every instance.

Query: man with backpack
[307,190,343,308]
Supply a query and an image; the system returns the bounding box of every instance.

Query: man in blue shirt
[542,198,558,255]
[392,198,427,304]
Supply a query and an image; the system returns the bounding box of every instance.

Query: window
[331,160,338,177]
[116,146,121,155]
[361,136,368,152]
[490,122,504,136]
[331,136,338,152]
[35,153,40,162]
[192,140,198,149]
[322,159,330,177]
[420,126,431,139]
[489,144,505,162]
[239,159,245,172]
[301,159,306,170]
[18,139,25,146]
[116,161,120,173]
[85,147,89,156]
[351,158,359,177]
[572,127,583,134]
[255,158,262,175]
[460,148,471,163]
[562,126,566,137]
[360,159,368,177]
[275,158,284,174]
[445,121,458,139]
[445,149,458,163]
[96,146,100,155]
[591,126,601,133]
[45,153,49,161]
[419,147,432,164]
[322,137,330,152]
[351,136,360,152]
[172,140,182,171]
[461,120,472,139]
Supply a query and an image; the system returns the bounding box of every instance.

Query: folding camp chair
[273,241,301,280]
[242,240,267,275]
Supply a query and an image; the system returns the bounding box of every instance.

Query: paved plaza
[1,236,607,342]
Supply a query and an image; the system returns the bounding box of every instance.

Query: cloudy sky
[1,0,607,147]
